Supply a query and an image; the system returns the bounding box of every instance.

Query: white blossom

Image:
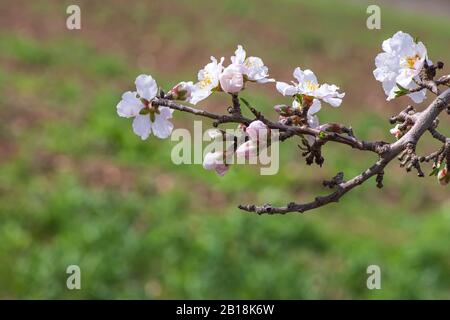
[373,31,430,103]
[203,151,231,176]
[236,120,270,159]
[231,45,275,83]
[276,67,345,110]
[117,75,174,140]
[189,56,224,105]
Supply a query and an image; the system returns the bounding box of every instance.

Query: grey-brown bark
[154,86,450,215]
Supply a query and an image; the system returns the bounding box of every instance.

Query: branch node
[323,172,345,188]
[376,171,384,188]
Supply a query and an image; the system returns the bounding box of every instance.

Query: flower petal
[116,91,142,118]
[188,88,211,105]
[407,89,427,103]
[236,140,258,159]
[308,99,322,115]
[132,114,152,140]
[135,74,158,101]
[157,106,174,120]
[152,114,173,139]
[276,81,298,96]
[231,45,246,65]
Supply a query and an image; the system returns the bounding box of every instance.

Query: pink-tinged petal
[135,74,158,101]
[246,120,268,142]
[202,151,230,176]
[132,114,152,140]
[203,152,219,170]
[236,140,258,159]
[215,164,230,176]
[170,81,195,101]
[219,64,244,93]
[117,91,142,118]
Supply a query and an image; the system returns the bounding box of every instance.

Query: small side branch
[239,88,450,215]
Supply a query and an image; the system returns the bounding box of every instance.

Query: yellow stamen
[405,54,420,69]
[199,74,213,89]
[305,81,319,92]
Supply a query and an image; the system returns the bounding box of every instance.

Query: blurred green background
[0,0,449,299]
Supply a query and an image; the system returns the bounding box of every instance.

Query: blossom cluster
[373,31,430,103]
[116,45,346,176]
[115,32,448,185]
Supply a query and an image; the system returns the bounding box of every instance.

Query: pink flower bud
[236,140,258,159]
[246,120,269,142]
[390,124,403,140]
[203,151,230,176]
[219,64,244,93]
[169,81,195,101]
[273,104,290,115]
[214,163,230,176]
[437,166,449,185]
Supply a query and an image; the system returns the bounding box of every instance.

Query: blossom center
[404,54,420,69]
[305,81,319,92]
[244,58,254,68]
[199,73,213,89]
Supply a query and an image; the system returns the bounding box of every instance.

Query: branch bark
[239,88,450,214]
[154,87,450,215]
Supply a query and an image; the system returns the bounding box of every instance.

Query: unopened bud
[390,124,403,140]
[169,81,194,101]
[273,104,291,115]
[246,120,269,142]
[437,166,449,185]
[236,140,258,159]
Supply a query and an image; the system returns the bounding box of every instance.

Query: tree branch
[239,88,450,215]
[154,86,450,216]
